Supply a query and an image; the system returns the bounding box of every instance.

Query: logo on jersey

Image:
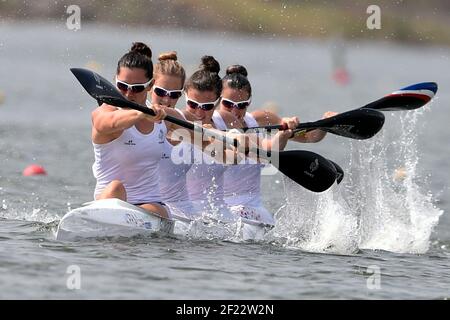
[158,129,165,144]
[124,140,136,146]
[161,152,170,160]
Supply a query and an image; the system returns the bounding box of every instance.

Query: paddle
[240,82,437,138]
[360,82,438,111]
[242,108,385,140]
[70,67,341,192]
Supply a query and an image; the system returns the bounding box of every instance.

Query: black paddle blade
[70,67,125,102]
[269,150,338,192]
[70,67,155,115]
[315,108,385,140]
[362,82,438,111]
[329,160,344,184]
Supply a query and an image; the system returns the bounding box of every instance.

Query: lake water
[0,22,449,299]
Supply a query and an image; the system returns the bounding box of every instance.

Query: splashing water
[271,185,359,254]
[273,109,442,255]
[346,109,443,253]
[0,200,62,224]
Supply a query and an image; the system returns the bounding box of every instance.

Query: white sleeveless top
[92,115,166,205]
[185,111,238,223]
[186,111,228,203]
[224,112,264,206]
[158,109,193,203]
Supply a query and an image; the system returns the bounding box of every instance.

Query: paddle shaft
[242,121,318,132]
[238,108,385,140]
[100,96,239,148]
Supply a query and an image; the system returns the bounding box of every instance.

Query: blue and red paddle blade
[362,82,438,111]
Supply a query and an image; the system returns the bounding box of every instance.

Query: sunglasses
[221,97,252,110]
[153,86,183,99]
[186,96,220,111]
[115,77,153,93]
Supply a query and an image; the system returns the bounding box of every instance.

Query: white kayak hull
[56,198,174,241]
[56,198,273,241]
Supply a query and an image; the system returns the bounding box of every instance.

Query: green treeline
[1,0,450,45]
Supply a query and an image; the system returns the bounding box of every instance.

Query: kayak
[56,198,273,241]
[55,198,174,241]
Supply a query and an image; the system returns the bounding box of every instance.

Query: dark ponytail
[222,64,252,97]
[116,42,153,80]
[185,55,222,98]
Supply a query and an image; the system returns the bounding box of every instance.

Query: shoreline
[1,1,450,47]
[2,20,449,52]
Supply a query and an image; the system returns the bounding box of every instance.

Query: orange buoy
[332,68,350,86]
[23,164,47,176]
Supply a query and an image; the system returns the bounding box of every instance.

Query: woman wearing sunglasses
[219,65,334,225]
[92,42,185,219]
[149,51,200,223]
[179,56,245,223]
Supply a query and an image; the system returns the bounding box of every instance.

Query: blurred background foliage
[1,0,450,45]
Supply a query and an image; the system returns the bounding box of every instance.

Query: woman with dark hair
[91,42,171,218]
[179,56,243,223]
[219,64,336,225]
